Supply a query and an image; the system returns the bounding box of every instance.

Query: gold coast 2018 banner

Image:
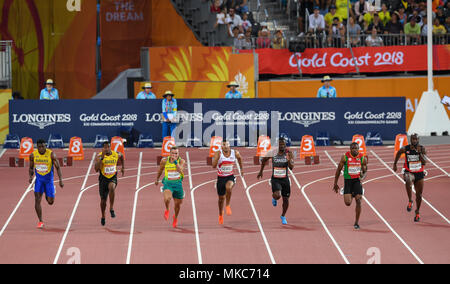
[145,47,255,98]
[0,0,97,99]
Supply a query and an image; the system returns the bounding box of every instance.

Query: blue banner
[9,98,405,145]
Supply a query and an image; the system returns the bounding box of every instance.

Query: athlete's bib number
[35,163,49,174]
[220,165,233,175]
[348,166,361,175]
[409,161,422,172]
[167,170,181,180]
[273,167,287,178]
[104,166,117,175]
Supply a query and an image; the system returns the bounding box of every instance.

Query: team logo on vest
[277,112,335,127]
[12,114,71,129]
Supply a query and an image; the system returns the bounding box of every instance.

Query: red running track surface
[0,145,449,264]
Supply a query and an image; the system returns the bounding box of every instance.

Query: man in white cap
[317,76,337,98]
[40,79,59,100]
[162,90,178,138]
[136,83,156,99]
[225,81,242,99]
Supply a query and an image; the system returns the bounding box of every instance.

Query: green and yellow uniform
[98,151,119,200]
[162,158,184,199]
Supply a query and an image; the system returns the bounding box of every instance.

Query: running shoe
[272,198,277,207]
[101,218,105,226]
[218,215,224,225]
[414,213,420,222]
[280,216,287,225]
[37,222,44,229]
[172,216,178,228]
[407,201,413,212]
[225,205,232,216]
[110,210,116,218]
[354,223,360,230]
[164,210,170,221]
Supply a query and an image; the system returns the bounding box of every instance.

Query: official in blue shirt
[40,79,59,100]
[136,83,156,99]
[317,76,337,98]
[225,81,243,99]
[162,90,178,139]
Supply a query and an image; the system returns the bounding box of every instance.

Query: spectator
[436,6,446,25]
[12,91,24,100]
[241,12,252,31]
[161,91,177,139]
[233,28,245,49]
[335,0,353,22]
[445,1,450,18]
[241,28,253,49]
[136,83,156,99]
[211,0,222,13]
[363,4,376,30]
[348,16,362,46]
[256,29,271,48]
[324,5,342,29]
[367,12,384,34]
[445,16,450,33]
[384,12,404,45]
[421,15,429,36]
[214,7,231,28]
[404,16,421,44]
[327,17,346,47]
[433,17,447,34]
[40,79,59,100]
[354,0,370,24]
[409,9,422,26]
[272,30,286,49]
[378,3,391,26]
[308,6,326,34]
[366,27,384,46]
[225,81,242,98]
[317,76,337,98]
[397,6,407,25]
[234,0,249,15]
[228,8,243,32]
[258,22,271,37]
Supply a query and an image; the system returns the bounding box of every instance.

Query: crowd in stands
[209,0,450,49]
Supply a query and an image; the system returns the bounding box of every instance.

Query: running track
[0,145,449,264]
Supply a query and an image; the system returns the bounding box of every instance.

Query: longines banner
[243,45,450,75]
[9,98,405,144]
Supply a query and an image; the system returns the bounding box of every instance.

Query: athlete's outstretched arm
[393,147,406,172]
[257,157,270,179]
[119,153,125,176]
[155,159,166,186]
[211,151,220,169]
[94,153,104,173]
[51,152,64,188]
[29,153,35,184]
[333,155,346,193]
[235,150,244,176]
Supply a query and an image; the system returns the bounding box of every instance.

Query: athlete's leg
[108,182,117,211]
[218,194,226,216]
[354,194,362,225]
[414,179,424,214]
[163,190,173,211]
[281,196,289,217]
[44,182,55,205]
[173,198,183,219]
[34,192,44,222]
[404,172,415,203]
[100,197,107,219]
[225,180,235,207]
[344,194,352,206]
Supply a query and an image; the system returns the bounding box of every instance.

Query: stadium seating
[47,134,64,148]
[3,134,20,149]
[94,135,109,148]
[137,134,154,148]
[365,132,383,146]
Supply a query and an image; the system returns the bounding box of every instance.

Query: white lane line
[126,152,143,264]
[0,177,36,237]
[371,150,450,224]
[0,149,6,159]
[53,153,96,264]
[425,156,450,177]
[238,161,275,264]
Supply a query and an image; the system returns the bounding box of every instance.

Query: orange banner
[258,76,450,129]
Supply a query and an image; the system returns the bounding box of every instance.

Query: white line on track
[0,149,6,159]
[187,151,203,264]
[53,153,96,264]
[371,150,450,225]
[126,152,143,264]
[325,150,424,264]
[425,156,450,177]
[0,177,36,238]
